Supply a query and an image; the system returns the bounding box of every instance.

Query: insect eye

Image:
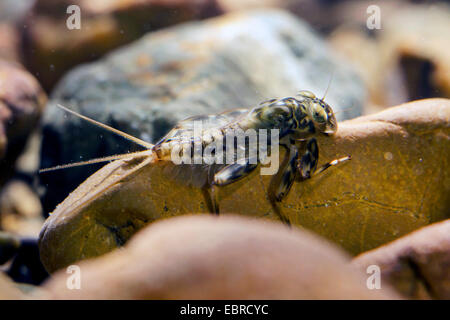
[312,105,327,123]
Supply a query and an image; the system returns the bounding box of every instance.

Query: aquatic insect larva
[41,91,351,224]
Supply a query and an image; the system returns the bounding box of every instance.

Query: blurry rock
[0,180,44,237]
[0,60,47,185]
[6,237,48,285]
[328,27,384,113]
[379,4,450,105]
[0,232,48,286]
[14,130,41,176]
[0,272,24,300]
[330,3,450,109]
[0,23,21,63]
[0,231,20,264]
[322,0,409,32]
[22,0,222,91]
[353,220,450,300]
[0,180,42,219]
[40,9,365,215]
[218,0,336,32]
[39,98,449,272]
[0,0,33,63]
[218,0,422,34]
[0,0,34,22]
[43,215,399,299]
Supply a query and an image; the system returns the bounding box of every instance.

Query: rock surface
[40,9,365,214]
[0,0,34,22]
[353,220,450,300]
[38,98,449,273]
[0,179,44,237]
[42,215,400,299]
[22,0,222,91]
[218,0,409,33]
[328,27,384,113]
[5,237,49,285]
[0,60,47,185]
[0,23,21,63]
[0,272,24,300]
[218,0,336,32]
[379,4,450,103]
[329,3,450,109]
[0,231,20,264]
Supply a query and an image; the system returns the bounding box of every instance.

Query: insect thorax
[153,95,322,163]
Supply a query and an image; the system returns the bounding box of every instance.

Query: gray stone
[40,9,366,213]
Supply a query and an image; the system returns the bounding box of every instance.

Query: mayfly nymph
[41,90,351,224]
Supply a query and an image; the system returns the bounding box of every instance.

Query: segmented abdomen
[153,108,250,161]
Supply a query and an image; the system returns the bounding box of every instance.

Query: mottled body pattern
[152,91,350,223]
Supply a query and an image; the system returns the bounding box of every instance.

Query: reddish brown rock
[219,0,413,33]
[329,3,450,109]
[0,60,46,184]
[0,270,48,300]
[353,220,450,300]
[43,215,400,299]
[379,4,450,104]
[0,231,20,264]
[0,272,24,300]
[22,0,222,91]
[0,23,21,63]
[0,180,44,237]
[218,0,339,32]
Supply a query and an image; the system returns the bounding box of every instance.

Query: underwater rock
[379,4,450,105]
[353,220,450,300]
[40,9,365,215]
[0,23,21,63]
[329,4,450,109]
[0,179,44,237]
[0,231,20,264]
[0,60,47,185]
[0,272,24,300]
[22,0,222,91]
[42,215,400,299]
[38,98,449,273]
[0,0,34,22]
[5,237,49,285]
[218,0,336,32]
[218,0,408,33]
[328,27,385,114]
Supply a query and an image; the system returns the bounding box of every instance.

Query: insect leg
[312,156,351,177]
[274,146,299,202]
[209,158,259,214]
[213,158,259,187]
[201,186,215,214]
[210,184,220,215]
[297,138,319,180]
[267,144,297,226]
[297,138,350,180]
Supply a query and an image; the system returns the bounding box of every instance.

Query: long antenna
[39,150,153,173]
[321,71,335,101]
[55,104,154,149]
